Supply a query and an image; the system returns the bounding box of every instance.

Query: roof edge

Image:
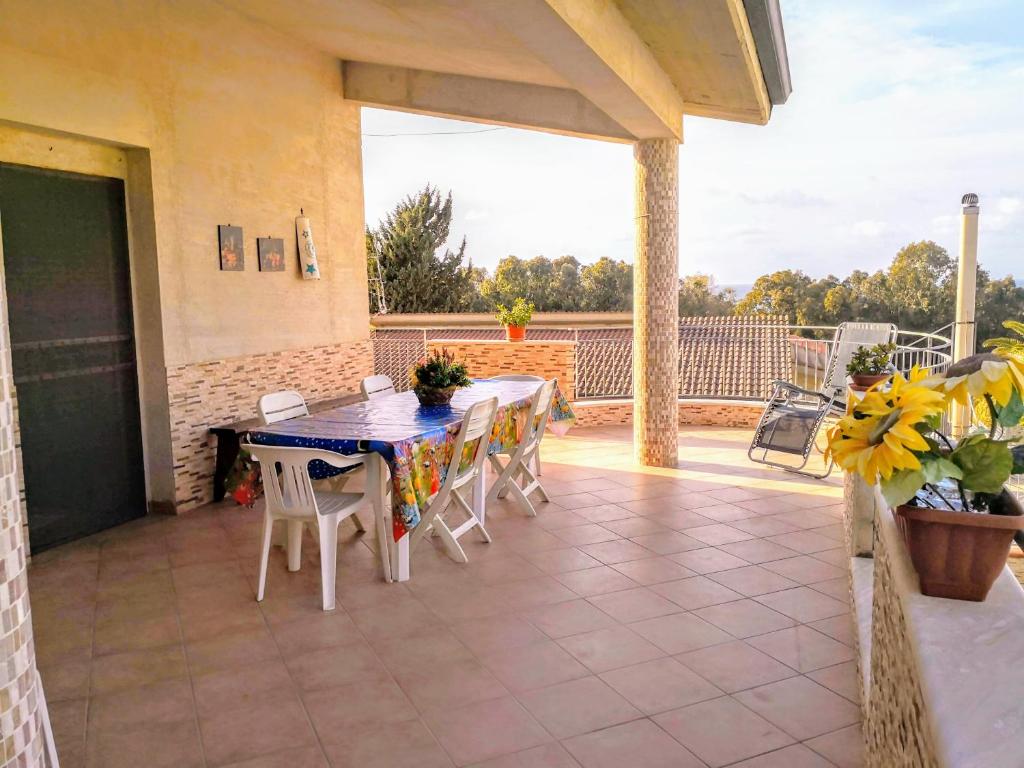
[742,0,792,105]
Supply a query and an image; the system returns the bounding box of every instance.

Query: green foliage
[410,348,471,390]
[366,185,478,313]
[495,297,535,327]
[983,319,1024,358]
[949,435,1015,494]
[678,274,737,316]
[881,469,927,508]
[846,343,896,376]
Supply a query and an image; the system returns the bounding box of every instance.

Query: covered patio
[31,425,860,768]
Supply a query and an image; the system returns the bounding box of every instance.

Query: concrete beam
[479,0,684,141]
[342,61,634,143]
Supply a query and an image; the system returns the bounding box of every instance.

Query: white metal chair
[361,374,396,399]
[487,379,555,516]
[245,443,377,610]
[491,374,545,476]
[410,397,499,564]
[749,322,898,478]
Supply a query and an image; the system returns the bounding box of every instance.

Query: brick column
[633,138,679,466]
[0,258,46,765]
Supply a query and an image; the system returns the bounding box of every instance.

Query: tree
[735,270,839,325]
[883,241,956,331]
[678,274,737,316]
[975,273,1024,343]
[580,257,632,311]
[366,185,477,313]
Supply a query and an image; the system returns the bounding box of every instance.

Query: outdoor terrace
[30,425,861,768]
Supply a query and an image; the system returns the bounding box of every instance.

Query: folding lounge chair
[748,322,897,478]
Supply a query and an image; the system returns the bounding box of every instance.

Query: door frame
[0,126,174,551]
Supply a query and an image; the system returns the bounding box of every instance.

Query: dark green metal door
[0,163,146,551]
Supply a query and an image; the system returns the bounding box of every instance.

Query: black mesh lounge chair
[748,322,898,478]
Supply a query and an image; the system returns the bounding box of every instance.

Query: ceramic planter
[505,325,526,342]
[849,373,890,391]
[894,495,1024,601]
[414,385,457,407]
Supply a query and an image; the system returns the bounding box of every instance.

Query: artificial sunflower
[922,352,1018,408]
[826,369,947,484]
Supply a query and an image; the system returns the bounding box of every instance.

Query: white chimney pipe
[951,193,980,437]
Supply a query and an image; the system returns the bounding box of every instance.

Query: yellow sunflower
[921,352,1018,408]
[826,370,947,484]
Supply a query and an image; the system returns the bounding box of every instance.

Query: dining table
[247,378,575,581]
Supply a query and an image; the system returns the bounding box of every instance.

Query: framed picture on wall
[218,225,244,271]
[257,237,286,272]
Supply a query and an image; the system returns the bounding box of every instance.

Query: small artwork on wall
[218,225,244,271]
[257,237,286,272]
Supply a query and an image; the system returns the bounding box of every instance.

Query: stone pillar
[633,139,679,466]
[951,193,980,437]
[0,225,46,766]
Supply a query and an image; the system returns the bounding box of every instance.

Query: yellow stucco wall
[0,0,371,367]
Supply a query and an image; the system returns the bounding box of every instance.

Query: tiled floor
[29,425,863,768]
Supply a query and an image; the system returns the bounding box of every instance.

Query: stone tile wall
[574,400,763,429]
[167,339,373,510]
[427,340,576,401]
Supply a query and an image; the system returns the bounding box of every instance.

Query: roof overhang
[743,0,793,105]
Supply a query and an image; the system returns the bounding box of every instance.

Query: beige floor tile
[304,679,418,740]
[676,640,798,693]
[89,678,195,731]
[588,587,681,624]
[551,524,622,546]
[549,492,608,510]
[629,531,705,555]
[194,659,297,716]
[628,612,733,654]
[376,626,477,676]
[697,503,762,523]
[186,626,281,676]
[728,744,834,767]
[89,645,188,696]
[718,539,800,564]
[807,661,861,703]
[761,556,846,585]
[271,612,365,654]
[523,547,604,574]
[86,716,204,768]
[807,614,856,646]
[38,657,92,702]
[647,509,716,530]
[653,696,794,767]
[554,566,639,597]
[349,597,444,642]
[50,698,86,768]
[285,641,391,693]
[805,723,865,768]
[321,720,452,767]
[219,745,329,768]
[707,565,801,597]
[766,531,842,554]
[482,639,590,692]
[650,576,744,610]
[424,695,552,766]
[810,547,848,567]
[684,524,755,546]
[727,517,802,537]
[395,658,509,713]
[600,517,668,538]
[558,625,664,673]
[808,576,852,602]
[518,676,642,738]
[535,510,594,531]
[466,742,579,768]
[522,599,619,639]
[668,547,750,574]
[199,697,317,766]
[449,614,549,656]
[599,657,721,714]
[609,557,695,586]
[735,676,860,740]
[694,599,796,639]
[563,718,704,768]
[748,626,856,673]
[577,540,654,565]
[755,587,849,623]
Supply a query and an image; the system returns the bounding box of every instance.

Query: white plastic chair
[245,443,376,610]
[361,374,396,399]
[491,374,545,476]
[258,390,309,424]
[410,397,499,564]
[486,379,555,516]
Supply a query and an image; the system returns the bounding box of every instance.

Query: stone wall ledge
[857,502,1024,767]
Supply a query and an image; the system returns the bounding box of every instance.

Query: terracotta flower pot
[894,496,1024,601]
[414,385,457,407]
[849,373,890,392]
[505,325,526,342]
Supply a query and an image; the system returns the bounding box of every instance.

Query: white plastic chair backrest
[361,374,396,399]
[522,379,556,452]
[258,390,308,425]
[438,397,499,497]
[245,443,365,520]
[822,322,898,398]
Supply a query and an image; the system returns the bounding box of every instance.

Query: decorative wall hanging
[257,237,286,272]
[296,210,321,280]
[218,225,244,271]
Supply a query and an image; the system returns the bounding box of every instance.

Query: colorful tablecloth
[246,379,575,540]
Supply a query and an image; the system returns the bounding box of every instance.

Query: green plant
[846,342,896,377]
[495,297,535,328]
[410,348,472,390]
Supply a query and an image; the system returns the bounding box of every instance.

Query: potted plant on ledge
[410,348,472,407]
[496,297,534,342]
[827,323,1024,602]
[847,342,897,391]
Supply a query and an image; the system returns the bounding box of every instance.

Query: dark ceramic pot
[414,385,457,407]
[849,373,890,392]
[894,493,1024,601]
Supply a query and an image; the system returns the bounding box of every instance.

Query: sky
[361,0,1024,287]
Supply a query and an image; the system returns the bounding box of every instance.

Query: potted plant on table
[846,342,897,391]
[496,297,534,342]
[410,348,472,407]
[827,325,1024,601]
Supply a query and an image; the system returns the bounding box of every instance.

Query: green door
[0,163,146,551]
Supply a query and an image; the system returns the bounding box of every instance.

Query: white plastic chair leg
[286,519,304,572]
[431,515,469,564]
[535,451,542,476]
[318,516,339,610]
[256,514,274,601]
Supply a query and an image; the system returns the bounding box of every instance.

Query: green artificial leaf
[1012,445,1024,476]
[920,456,963,485]
[881,469,926,508]
[951,439,1014,493]
[996,388,1024,428]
